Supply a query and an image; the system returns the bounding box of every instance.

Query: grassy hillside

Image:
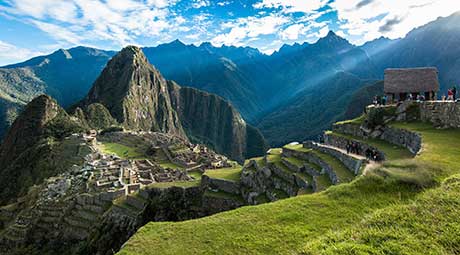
[118,121,460,255]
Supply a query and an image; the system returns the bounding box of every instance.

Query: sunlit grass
[99,142,147,159]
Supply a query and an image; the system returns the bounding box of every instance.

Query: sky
[0,0,460,65]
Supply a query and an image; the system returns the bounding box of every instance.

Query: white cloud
[331,0,460,44]
[280,24,306,40]
[192,0,210,9]
[0,40,44,66]
[1,0,180,47]
[253,0,328,13]
[211,14,289,46]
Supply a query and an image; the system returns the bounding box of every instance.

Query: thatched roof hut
[384,67,440,94]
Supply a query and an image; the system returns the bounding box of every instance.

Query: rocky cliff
[168,81,267,162]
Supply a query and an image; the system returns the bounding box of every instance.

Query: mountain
[142,40,269,121]
[0,95,86,204]
[0,47,115,140]
[2,46,116,107]
[168,81,267,160]
[344,81,384,119]
[75,46,267,162]
[76,46,186,138]
[2,12,460,146]
[256,32,379,145]
[257,72,376,145]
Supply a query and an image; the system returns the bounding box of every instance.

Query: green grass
[326,131,413,160]
[334,114,366,125]
[312,150,355,183]
[188,170,203,180]
[204,166,243,182]
[314,174,333,192]
[284,156,305,168]
[99,142,146,159]
[147,180,200,189]
[283,143,311,153]
[118,122,460,255]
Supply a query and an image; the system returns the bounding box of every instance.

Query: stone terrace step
[303,141,364,175]
[282,145,339,184]
[311,150,355,184]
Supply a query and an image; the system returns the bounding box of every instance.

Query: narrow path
[312,142,367,160]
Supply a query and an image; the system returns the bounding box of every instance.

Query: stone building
[384,67,440,102]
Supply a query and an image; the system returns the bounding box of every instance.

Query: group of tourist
[372,95,388,106]
[346,141,361,155]
[442,86,457,101]
[365,148,381,161]
[346,141,381,161]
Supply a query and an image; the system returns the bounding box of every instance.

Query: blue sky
[0,0,459,65]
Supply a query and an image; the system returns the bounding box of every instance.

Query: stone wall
[201,175,241,195]
[324,133,386,161]
[332,123,365,137]
[282,148,338,184]
[381,126,422,154]
[303,141,363,175]
[420,101,460,128]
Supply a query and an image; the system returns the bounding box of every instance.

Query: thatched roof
[384,67,439,93]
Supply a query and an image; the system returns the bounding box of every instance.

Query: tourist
[365,148,371,160]
[447,89,454,101]
[373,96,378,106]
[382,95,387,106]
[346,142,351,154]
[407,93,413,101]
[372,149,378,161]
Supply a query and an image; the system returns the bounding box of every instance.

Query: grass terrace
[119,121,460,255]
[204,165,243,182]
[147,180,201,189]
[312,150,355,183]
[99,142,147,159]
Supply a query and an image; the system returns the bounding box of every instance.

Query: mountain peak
[314,30,352,50]
[78,46,186,137]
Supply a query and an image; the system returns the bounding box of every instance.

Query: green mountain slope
[118,119,460,255]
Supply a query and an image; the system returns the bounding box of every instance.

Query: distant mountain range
[1,11,460,147]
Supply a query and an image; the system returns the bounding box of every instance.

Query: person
[453,86,457,101]
[365,148,372,160]
[346,141,351,154]
[407,93,413,101]
[372,149,378,161]
[448,89,454,101]
[382,95,387,106]
[373,96,378,106]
